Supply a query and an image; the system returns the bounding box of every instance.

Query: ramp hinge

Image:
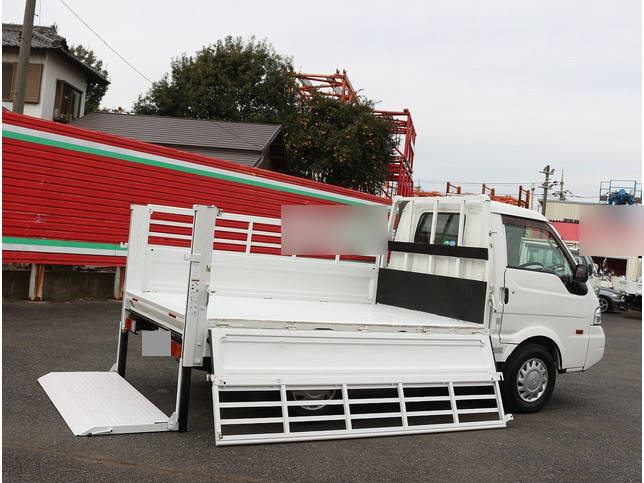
[286,321,297,330]
[168,411,179,431]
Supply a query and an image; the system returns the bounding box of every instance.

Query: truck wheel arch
[502,336,563,372]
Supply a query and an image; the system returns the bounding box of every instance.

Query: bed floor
[127,290,482,330]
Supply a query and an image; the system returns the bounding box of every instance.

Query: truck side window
[503,217,574,283]
[415,213,461,246]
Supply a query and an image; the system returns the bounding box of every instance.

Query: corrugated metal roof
[71,112,281,156]
[2,23,109,84]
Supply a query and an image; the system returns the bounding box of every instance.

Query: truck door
[500,215,591,369]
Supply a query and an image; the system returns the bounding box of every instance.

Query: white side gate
[209,327,511,445]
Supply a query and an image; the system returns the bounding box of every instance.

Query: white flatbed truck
[39,195,604,445]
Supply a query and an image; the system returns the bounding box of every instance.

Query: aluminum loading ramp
[38,372,171,436]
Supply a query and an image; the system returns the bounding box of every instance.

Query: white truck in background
[38,195,605,445]
[612,257,642,310]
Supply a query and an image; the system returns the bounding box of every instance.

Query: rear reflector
[171,340,182,359]
[124,317,136,332]
[576,329,584,335]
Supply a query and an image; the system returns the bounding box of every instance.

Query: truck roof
[397,195,548,223]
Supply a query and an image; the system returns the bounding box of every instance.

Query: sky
[3,0,642,199]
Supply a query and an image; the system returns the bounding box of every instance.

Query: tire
[290,389,338,416]
[598,296,612,313]
[501,343,556,413]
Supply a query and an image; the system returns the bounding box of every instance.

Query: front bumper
[612,298,627,311]
[583,325,605,371]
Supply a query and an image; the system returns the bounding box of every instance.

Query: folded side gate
[209,327,512,445]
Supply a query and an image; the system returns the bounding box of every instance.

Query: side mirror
[574,264,589,283]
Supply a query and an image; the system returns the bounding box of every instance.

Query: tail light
[171,340,182,359]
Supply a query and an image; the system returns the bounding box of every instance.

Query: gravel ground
[2,301,641,482]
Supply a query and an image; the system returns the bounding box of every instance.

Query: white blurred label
[281,205,388,256]
[579,205,644,256]
[142,330,171,356]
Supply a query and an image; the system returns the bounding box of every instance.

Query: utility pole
[539,165,555,216]
[12,0,37,114]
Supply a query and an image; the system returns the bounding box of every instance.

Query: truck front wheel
[501,343,556,413]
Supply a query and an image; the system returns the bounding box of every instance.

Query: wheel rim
[292,390,337,411]
[517,358,548,402]
[599,298,609,312]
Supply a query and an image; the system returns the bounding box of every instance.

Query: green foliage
[69,44,109,113]
[133,36,395,194]
[283,95,395,194]
[133,36,298,123]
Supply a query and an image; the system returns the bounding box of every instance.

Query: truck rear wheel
[291,390,337,416]
[501,343,556,413]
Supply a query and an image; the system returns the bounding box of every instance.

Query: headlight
[593,307,602,325]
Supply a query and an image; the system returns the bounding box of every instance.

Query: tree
[283,96,395,194]
[133,36,298,123]
[133,36,396,194]
[69,44,109,113]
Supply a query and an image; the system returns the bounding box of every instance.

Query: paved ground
[3,301,641,482]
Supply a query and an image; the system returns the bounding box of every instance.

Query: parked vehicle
[612,257,642,311]
[38,195,604,445]
[571,250,600,293]
[597,287,626,312]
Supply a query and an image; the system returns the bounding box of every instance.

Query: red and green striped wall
[2,112,389,266]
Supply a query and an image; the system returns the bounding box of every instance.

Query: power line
[59,0,267,150]
[58,0,153,84]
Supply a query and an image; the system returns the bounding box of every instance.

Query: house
[2,23,108,122]
[71,111,284,170]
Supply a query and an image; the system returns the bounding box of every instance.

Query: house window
[53,80,82,122]
[2,62,43,103]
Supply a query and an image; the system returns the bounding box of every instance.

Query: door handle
[503,287,509,304]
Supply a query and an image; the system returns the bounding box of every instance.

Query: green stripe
[3,237,127,251]
[3,129,368,205]
[3,237,376,262]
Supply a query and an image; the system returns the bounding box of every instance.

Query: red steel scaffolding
[294,70,416,198]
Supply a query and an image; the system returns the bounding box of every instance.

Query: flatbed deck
[126,289,483,334]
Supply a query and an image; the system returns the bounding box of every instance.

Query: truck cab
[391,195,605,412]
